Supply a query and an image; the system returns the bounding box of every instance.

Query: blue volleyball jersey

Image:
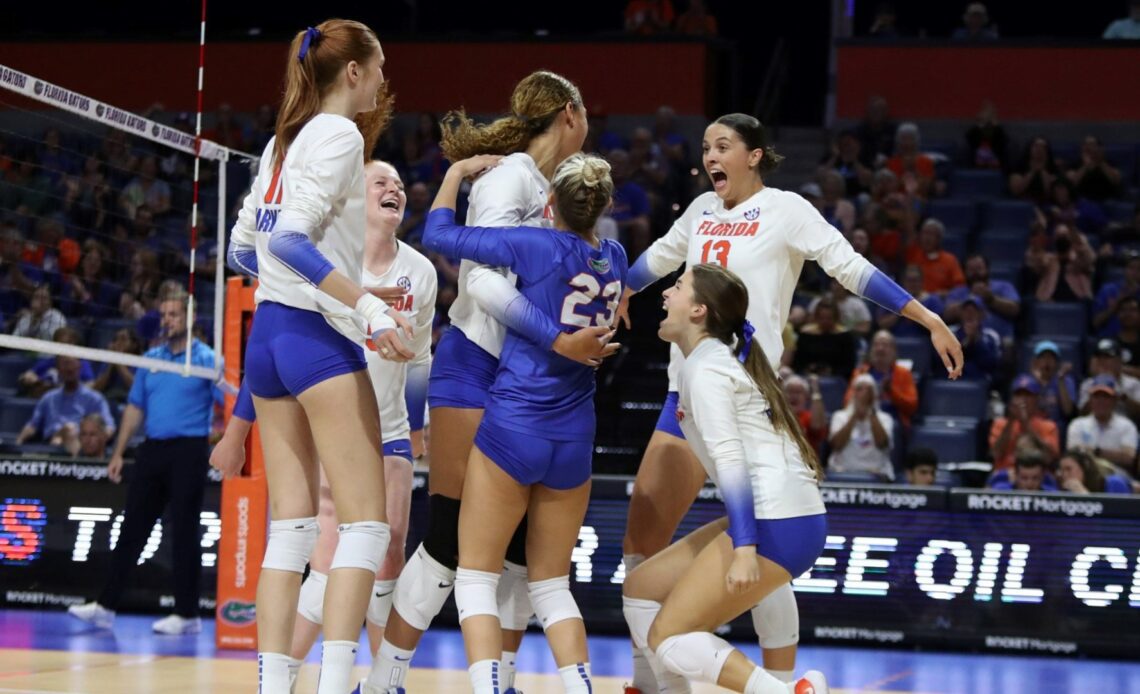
[424,208,628,441]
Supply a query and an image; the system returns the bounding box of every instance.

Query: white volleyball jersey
[677,338,825,520]
[231,114,367,341]
[446,152,552,358]
[363,241,437,444]
[641,187,878,390]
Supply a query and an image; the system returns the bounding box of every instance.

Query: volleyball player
[421,151,624,694]
[365,71,613,694]
[624,263,829,694]
[225,21,415,694]
[617,113,962,691]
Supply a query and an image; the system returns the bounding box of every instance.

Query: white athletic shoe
[152,614,202,635]
[67,601,115,629]
[793,670,829,694]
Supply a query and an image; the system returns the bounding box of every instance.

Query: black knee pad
[422,494,461,571]
[505,513,528,567]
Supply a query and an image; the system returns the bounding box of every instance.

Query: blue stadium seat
[817,376,848,413]
[0,397,38,436]
[941,230,968,260]
[894,336,932,377]
[87,319,137,350]
[976,232,1028,267]
[934,468,964,488]
[0,356,35,390]
[825,471,882,484]
[1105,200,1136,224]
[909,426,979,463]
[922,415,980,430]
[1032,303,1088,336]
[922,380,988,420]
[949,170,1004,199]
[987,263,1019,284]
[926,199,978,232]
[984,200,1036,229]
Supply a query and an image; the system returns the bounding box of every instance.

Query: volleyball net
[0,63,259,382]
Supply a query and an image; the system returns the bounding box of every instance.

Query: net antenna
[0,61,257,385]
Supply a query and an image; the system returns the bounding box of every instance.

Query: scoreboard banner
[2,460,1137,657]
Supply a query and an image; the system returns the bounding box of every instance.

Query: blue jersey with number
[423,208,627,441]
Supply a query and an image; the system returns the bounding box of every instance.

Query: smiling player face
[365,161,406,231]
[702,123,763,207]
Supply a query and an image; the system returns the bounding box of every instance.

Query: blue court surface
[1,609,1138,693]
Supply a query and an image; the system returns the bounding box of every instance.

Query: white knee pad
[656,632,734,685]
[297,570,328,624]
[393,544,457,631]
[262,517,319,573]
[622,596,661,650]
[367,579,397,627]
[497,561,533,630]
[528,576,582,631]
[751,583,799,649]
[454,567,500,624]
[330,521,391,574]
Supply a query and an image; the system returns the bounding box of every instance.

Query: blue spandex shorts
[474,419,593,490]
[428,326,498,410]
[245,301,366,398]
[654,390,686,439]
[754,514,828,577]
[383,438,413,461]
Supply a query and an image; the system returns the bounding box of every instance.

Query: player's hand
[726,547,761,595]
[930,320,964,380]
[372,327,415,362]
[616,287,635,330]
[210,434,246,479]
[107,453,125,484]
[451,155,503,180]
[366,285,408,307]
[554,326,620,367]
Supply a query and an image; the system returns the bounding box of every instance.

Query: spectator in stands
[119,155,171,219]
[17,326,95,397]
[91,328,142,405]
[1029,339,1077,429]
[855,95,897,164]
[1046,177,1107,237]
[11,284,67,341]
[989,374,1061,471]
[14,356,115,457]
[1032,224,1095,303]
[877,264,944,338]
[964,101,1009,171]
[951,3,999,40]
[867,3,902,39]
[69,291,221,635]
[122,248,162,315]
[1067,135,1122,203]
[24,217,65,283]
[809,278,872,336]
[846,329,919,427]
[850,227,889,273]
[783,374,829,457]
[63,154,110,232]
[819,129,874,197]
[406,113,447,185]
[0,224,40,317]
[36,127,73,187]
[1093,252,1140,338]
[397,181,431,245]
[606,149,652,258]
[1068,375,1139,474]
[61,240,121,319]
[1103,0,1140,38]
[625,0,675,34]
[1009,136,1060,205]
[790,297,860,377]
[906,219,966,296]
[828,374,895,481]
[586,106,626,155]
[1114,296,1140,378]
[0,156,53,219]
[1079,339,1140,419]
[903,447,938,486]
[861,200,905,273]
[819,169,856,234]
[1056,449,1132,494]
[887,123,939,199]
[99,130,137,190]
[675,0,717,35]
[945,253,1020,343]
[952,295,1002,381]
[203,103,246,150]
[628,126,669,203]
[78,412,112,459]
[988,448,1057,491]
[652,105,690,169]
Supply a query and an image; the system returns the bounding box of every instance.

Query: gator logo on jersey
[397,275,412,291]
[589,257,611,274]
[743,207,760,220]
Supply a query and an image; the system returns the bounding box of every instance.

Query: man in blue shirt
[945,253,1020,342]
[15,355,114,456]
[68,291,222,635]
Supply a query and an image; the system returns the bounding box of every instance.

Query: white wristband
[355,293,396,335]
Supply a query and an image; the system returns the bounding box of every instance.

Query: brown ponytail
[440,70,582,161]
[690,263,824,481]
[274,19,382,167]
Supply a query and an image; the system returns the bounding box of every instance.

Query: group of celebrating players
[216,17,964,694]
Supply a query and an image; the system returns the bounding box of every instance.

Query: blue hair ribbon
[739,319,756,363]
[298,27,321,61]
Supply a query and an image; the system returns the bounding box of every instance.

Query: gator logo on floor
[589,257,611,274]
[219,600,256,626]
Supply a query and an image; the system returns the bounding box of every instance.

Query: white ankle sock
[744,666,792,694]
[468,658,502,694]
[258,652,293,694]
[558,662,592,693]
[366,639,415,690]
[632,647,657,691]
[766,668,794,683]
[500,650,518,690]
[316,640,358,694]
